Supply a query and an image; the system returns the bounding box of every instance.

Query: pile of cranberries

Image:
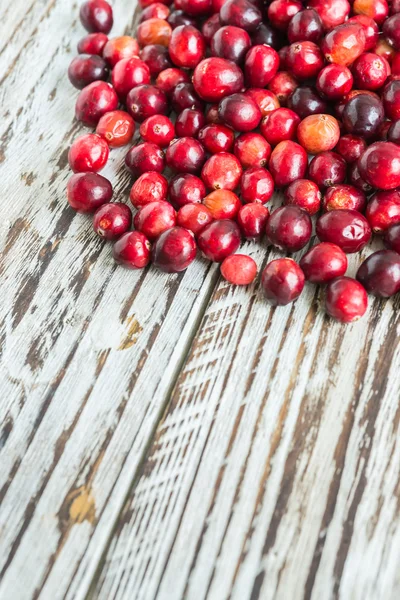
[66,0,400,323]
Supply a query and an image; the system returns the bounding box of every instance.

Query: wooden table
[1,1,400,598]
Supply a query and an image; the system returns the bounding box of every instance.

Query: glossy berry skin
[166,138,206,174]
[325,277,368,322]
[221,254,257,285]
[353,0,389,24]
[237,203,270,239]
[286,41,324,80]
[297,114,340,155]
[139,115,175,147]
[308,0,350,30]
[140,44,172,75]
[266,205,312,252]
[268,71,298,106]
[365,189,400,232]
[284,179,321,215]
[261,258,305,306]
[136,18,172,48]
[103,37,140,67]
[287,85,328,119]
[192,58,244,103]
[300,243,347,283]
[75,81,118,127]
[245,89,280,117]
[80,0,113,34]
[96,111,135,147]
[251,22,284,49]
[288,9,323,43]
[168,173,206,208]
[234,133,271,169]
[268,0,302,31]
[260,108,300,146]
[343,95,385,139]
[140,3,170,21]
[383,222,400,252]
[130,172,168,208]
[335,135,367,164]
[77,32,108,55]
[240,167,274,204]
[352,53,390,90]
[125,143,165,176]
[268,140,308,187]
[244,45,279,88]
[171,83,204,113]
[68,55,109,89]
[126,84,168,122]
[177,204,214,235]
[68,134,109,173]
[197,219,241,262]
[211,26,251,64]
[309,151,347,189]
[321,23,366,66]
[113,231,151,269]
[93,202,132,240]
[175,109,205,138]
[316,209,372,253]
[152,226,197,273]
[218,93,261,132]
[323,184,366,213]
[111,57,151,99]
[169,25,206,69]
[134,200,176,241]
[348,15,379,51]
[349,162,373,194]
[382,14,400,50]
[358,142,400,190]
[201,152,242,191]
[198,124,235,154]
[167,10,197,29]
[356,250,400,297]
[316,64,353,100]
[219,0,262,31]
[155,68,190,95]
[203,190,241,219]
[382,79,400,120]
[67,172,113,213]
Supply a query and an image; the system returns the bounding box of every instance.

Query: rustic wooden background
[1,1,400,599]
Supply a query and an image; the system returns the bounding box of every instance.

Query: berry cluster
[67,0,400,323]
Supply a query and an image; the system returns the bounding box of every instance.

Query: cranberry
[325,277,368,322]
[103,37,140,67]
[297,114,340,155]
[167,10,197,29]
[388,120,400,144]
[140,3,170,21]
[75,81,118,127]
[67,172,113,212]
[174,0,212,17]
[221,254,257,285]
[113,231,151,269]
[374,36,396,63]
[287,86,328,119]
[192,58,244,102]
[169,25,206,69]
[139,115,175,147]
[284,179,321,215]
[152,227,197,272]
[93,202,132,240]
[349,162,373,193]
[68,133,109,173]
[268,140,308,187]
[261,258,305,306]
[348,15,379,50]
[96,110,135,147]
[203,189,241,219]
[140,44,172,75]
[300,242,347,283]
[309,151,347,188]
[237,203,270,239]
[308,0,350,30]
[201,152,242,191]
[218,93,261,132]
[266,205,312,252]
[137,18,172,48]
[168,173,206,208]
[155,68,190,95]
[343,95,385,140]
[365,189,400,232]
[260,108,300,146]
[335,134,367,163]
[322,23,366,66]
[80,0,113,34]
[126,84,168,122]
[268,71,298,106]
[175,109,205,138]
[177,204,214,235]
[134,200,176,240]
[323,184,366,213]
[383,222,400,252]
[240,167,274,204]
[77,32,108,55]
[352,53,390,90]
[166,137,206,173]
[382,79,400,119]
[268,0,302,31]
[197,219,241,262]
[244,45,280,88]
[219,0,262,31]
[353,0,388,25]
[358,142,400,190]
[391,0,400,14]
[245,88,280,117]
[211,26,251,64]
[125,142,165,175]
[198,124,235,154]
[288,9,323,43]
[111,57,151,99]
[251,23,285,49]
[171,83,204,112]
[68,55,109,89]
[279,45,290,69]
[234,133,271,169]
[287,41,324,80]
[316,64,353,100]
[130,172,169,208]
[316,209,371,252]
[200,14,219,44]
[356,249,400,297]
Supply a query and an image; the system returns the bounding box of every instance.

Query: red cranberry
[325,277,368,322]
[167,10,197,29]
[177,204,214,235]
[75,81,118,127]
[268,140,308,187]
[125,142,165,175]
[335,134,367,163]
[68,55,109,89]
[356,249,400,297]
[286,41,324,80]
[383,14,400,50]
[113,231,151,269]
[268,71,299,106]
[130,172,168,208]
[358,142,400,190]
[174,0,212,17]
[103,37,140,67]
[201,152,242,190]
[297,114,341,154]
[171,83,204,112]
[192,58,244,102]
[67,172,113,212]
[134,200,176,240]
[140,44,172,75]
[245,88,280,117]
[349,161,373,193]
[237,203,270,239]
[323,184,366,213]
[152,227,197,272]
[268,0,302,31]
[93,202,132,240]
[382,79,400,119]
[287,85,328,119]
[244,45,280,88]
[197,219,241,262]
[155,68,190,95]
[140,0,172,5]
[388,120,400,144]
[266,205,312,251]
[221,254,257,285]
[348,15,379,50]
[352,53,390,90]
[322,23,366,66]
[309,151,347,189]
[284,179,321,215]
[300,242,347,283]
[308,0,350,30]
[218,93,262,132]
[80,0,113,34]
[139,115,175,147]
[166,137,206,173]
[169,25,206,69]
[342,95,385,139]
[260,108,300,146]
[111,57,151,99]
[77,32,108,55]
[140,3,170,21]
[288,9,323,43]
[175,109,205,138]
[198,123,235,154]
[126,84,168,122]
[136,18,172,48]
[316,209,371,253]
[168,173,206,208]
[316,64,353,100]
[219,0,262,31]
[365,189,400,232]
[261,258,305,305]
[240,167,274,204]
[96,110,135,147]
[202,15,221,44]
[211,26,251,64]
[383,222,400,252]
[68,133,109,173]
[234,133,271,169]
[203,189,241,219]
[251,23,285,49]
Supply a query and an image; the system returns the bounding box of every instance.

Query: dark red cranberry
[168,173,206,208]
[203,189,241,219]
[382,79,400,120]
[288,9,323,43]
[218,93,262,132]
[134,200,176,240]
[155,68,190,96]
[234,133,271,169]
[308,151,347,189]
[237,203,270,239]
[308,0,350,30]
[166,137,206,173]
[349,162,373,193]
[316,209,372,253]
[335,134,367,163]
[67,172,113,212]
[169,25,206,69]
[219,0,262,31]
[391,0,400,14]
[140,44,172,75]
[383,222,400,252]
[177,204,214,235]
[348,15,379,50]
[125,142,165,175]
[201,152,242,190]
[391,54,400,75]
[68,133,109,173]
[111,57,151,99]
[174,0,212,17]
[93,202,132,240]
[286,41,324,80]
[325,277,368,322]
[198,123,235,154]
[240,167,274,204]
[140,3,170,21]
[77,32,108,55]
[383,14,400,50]
[136,18,172,48]
[202,14,221,44]
[75,81,118,126]
[287,85,328,119]
[268,140,308,187]
[268,0,302,31]
[245,88,280,117]
[356,249,400,297]
[358,142,400,190]
[205,104,222,124]
[96,110,135,147]
[260,108,300,146]
[68,55,108,89]
[251,23,285,49]
[167,10,197,29]
[103,36,140,67]
[130,172,168,208]
[80,0,113,34]
[266,205,312,251]
[342,94,385,139]
[175,109,205,138]
[261,258,305,305]
[126,84,168,122]
[388,120,400,144]
[316,64,353,100]
[139,115,175,147]
[268,71,298,106]
[152,226,197,272]
[321,23,366,66]
[113,231,151,269]
[279,45,290,69]
[171,83,204,112]
[352,53,390,90]
[284,179,321,215]
[300,242,347,283]
[211,26,251,64]
[221,254,257,285]
[323,184,366,212]
[197,219,241,262]
[365,189,400,232]
[192,58,244,103]
[244,45,280,88]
